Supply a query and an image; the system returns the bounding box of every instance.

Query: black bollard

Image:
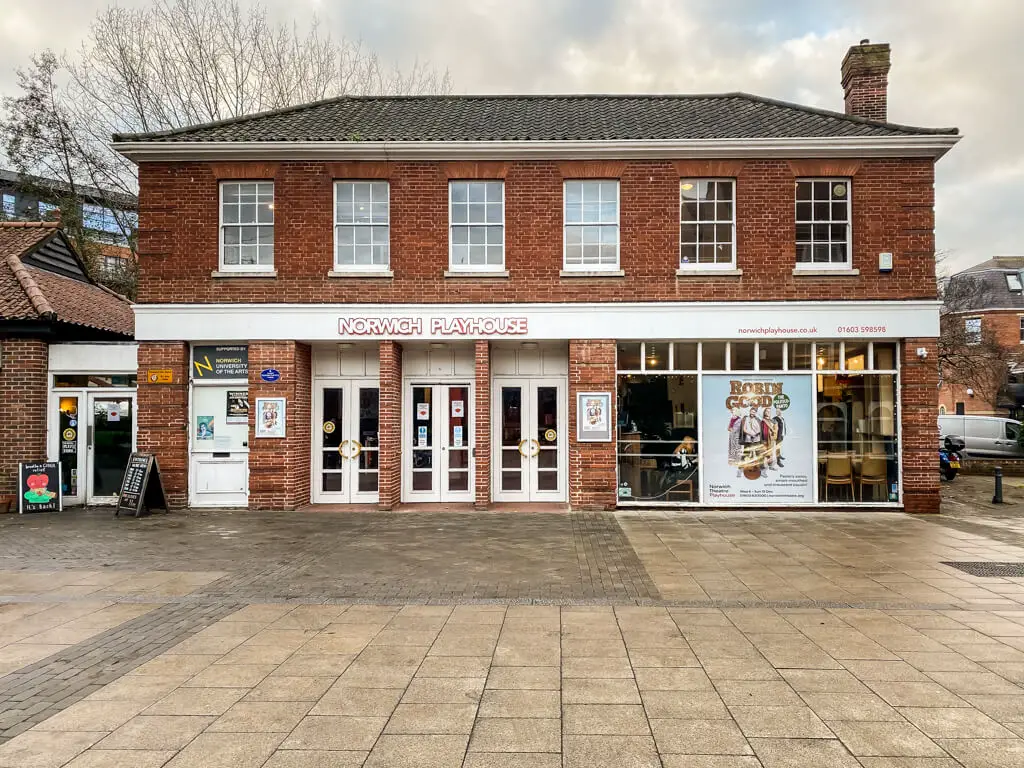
[994,466,1004,504]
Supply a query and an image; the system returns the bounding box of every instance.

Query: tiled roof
[0,222,133,337]
[112,93,959,144]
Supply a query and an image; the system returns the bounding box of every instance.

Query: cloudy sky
[1,0,1019,272]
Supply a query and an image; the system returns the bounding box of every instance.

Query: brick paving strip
[0,600,244,742]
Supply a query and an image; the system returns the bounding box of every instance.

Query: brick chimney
[841,39,891,122]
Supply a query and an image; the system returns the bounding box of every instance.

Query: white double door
[404,382,473,502]
[493,378,566,503]
[313,380,380,504]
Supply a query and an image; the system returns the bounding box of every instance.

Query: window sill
[559,269,626,278]
[676,268,743,277]
[211,270,277,278]
[443,270,510,279]
[328,270,394,279]
[792,267,860,277]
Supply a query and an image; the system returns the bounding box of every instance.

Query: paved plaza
[3,501,1024,766]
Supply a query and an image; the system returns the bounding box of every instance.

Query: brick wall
[0,339,48,496]
[378,340,402,509]
[901,338,940,513]
[568,339,617,510]
[474,340,491,508]
[136,342,189,507]
[136,158,937,305]
[248,341,312,509]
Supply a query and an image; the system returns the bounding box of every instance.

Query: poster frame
[576,391,613,443]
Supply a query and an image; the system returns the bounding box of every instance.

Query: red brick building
[939,256,1024,417]
[113,41,958,513]
[0,222,137,507]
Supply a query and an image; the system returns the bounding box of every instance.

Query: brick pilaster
[378,340,403,509]
[474,340,491,508]
[248,341,312,510]
[136,342,189,508]
[0,338,49,496]
[568,339,617,510]
[901,338,940,513]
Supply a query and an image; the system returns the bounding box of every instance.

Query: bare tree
[938,273,1020,408]
[2,0,451,295]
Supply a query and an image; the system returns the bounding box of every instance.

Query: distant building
[0,169,138,275]
[939,256,1024,417]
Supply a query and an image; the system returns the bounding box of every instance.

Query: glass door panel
[446,386,470,493]
[411,386,434,492]
[90,397,133,499]
[500,386,524,493]
[321,387,344,493]
[534,386,560,494]
[355,387,380,495]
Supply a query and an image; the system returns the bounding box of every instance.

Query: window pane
[673,343,698,370]
[702,342,727,370]
[645,342,668,371]
[759,343,784,370]
[468,182,486,202]
[451,183,467,203]
[222,184,239,203]
[845,341,868,371]
[681,201,698,222]
[873,343,898,370]
[816,343,840,370]
[617,342,641,370]
[485,182,502,202]
[617,374,700,503]
[817,374,898,503]
[789,342,812,370]
[730,342,756,371]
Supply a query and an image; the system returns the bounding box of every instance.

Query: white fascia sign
[134,301,940,342]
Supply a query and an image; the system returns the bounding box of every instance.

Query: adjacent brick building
[0,222,137,508]
[114,40,959,513]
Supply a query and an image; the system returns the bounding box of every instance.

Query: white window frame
[563,180,620,272]
[1008,273,1023,293]
[333,180,390,272]
[678,178,736,270]
[218,180,275,273]
[1018,315,1024,344]
[448,180,505,272]
[964,316,981,346]
[794,177,852,271]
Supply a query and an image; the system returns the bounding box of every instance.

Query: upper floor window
[680,179,735,269]
[2,193,14,219]
[965,317,981,345]
[795,179,850,269]
[449,181,504,271]
[1008,273,1023,293]
[102,255,127,274]
[220,181,274,271]
[38,201,59,220]
[335,181,389,271]
[1019,316,1024,343]
[564,180,619,271]
[82,203,133,245]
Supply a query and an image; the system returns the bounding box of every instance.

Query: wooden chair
[859,457,887,502]
[666,480,694,502]
[825,455,855,502]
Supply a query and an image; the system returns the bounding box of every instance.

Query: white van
[938,415,1024,459]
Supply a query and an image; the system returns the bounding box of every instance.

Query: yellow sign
[147,369,173,384]
[62,428,76,441]
[323,421,335,434]
[544,428,557,442]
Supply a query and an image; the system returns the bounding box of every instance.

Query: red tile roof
[0,222,133,337]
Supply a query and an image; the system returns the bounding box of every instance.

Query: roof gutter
[111,135,961,163]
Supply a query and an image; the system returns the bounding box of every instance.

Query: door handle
[517,439,530,457]
[530,439,541,458]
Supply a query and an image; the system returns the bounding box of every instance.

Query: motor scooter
[940,435,965,481]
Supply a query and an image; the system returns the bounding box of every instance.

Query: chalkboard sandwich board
[116,453,168,518]
[18,461,62,514]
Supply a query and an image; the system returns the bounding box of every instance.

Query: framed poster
[577,392,612,442]
[195,415,215,440]
[255,397,286,438]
